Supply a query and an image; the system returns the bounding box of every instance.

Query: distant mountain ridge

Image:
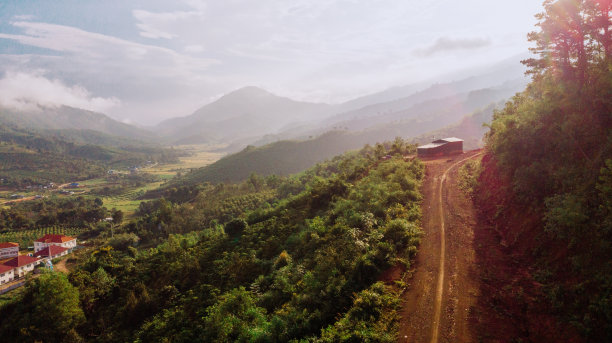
[0,105,155,143]
[155,86,335,144]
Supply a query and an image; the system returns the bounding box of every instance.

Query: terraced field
[0,227,86,249]
[100,181,165,213]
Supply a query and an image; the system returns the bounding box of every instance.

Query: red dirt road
[398,151,481,343]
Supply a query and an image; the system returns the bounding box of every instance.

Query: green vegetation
[0,125,181,187]
[0,140,424,342]
[0,272,85,342]
[162,132,419,191]
[457,159,482,196]
[482,0,611,340]
[0,196,108,231]
[167,131,367,185]
[0,227,87,249]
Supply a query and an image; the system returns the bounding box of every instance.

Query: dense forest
[0,140,424,342]
[477,0,611,341]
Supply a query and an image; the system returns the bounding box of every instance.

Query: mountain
[250,79,524,150]
[244,60,528,148]
[155,86,334,145]
[333,53,527,116]
[166,85,513,187]
[162,131,364,185]
[0,105,155,143]
[409,103,498,150]
[324,77,525,129]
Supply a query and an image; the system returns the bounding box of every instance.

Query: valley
[1,144,223,215]
[0,0,610,341]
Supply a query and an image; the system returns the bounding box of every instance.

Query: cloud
[132,9,204,39]
[13,14,35,20]
[0,71,120,112]
[413,37,491,57]
[184,44,204,53]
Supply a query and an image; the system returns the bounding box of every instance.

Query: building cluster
[0,234,76,285]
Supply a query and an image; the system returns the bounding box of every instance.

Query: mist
[0,0,543,125]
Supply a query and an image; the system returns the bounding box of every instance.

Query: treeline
[0,196,109,231]
[480,0,611,341]
[0,139,424,342]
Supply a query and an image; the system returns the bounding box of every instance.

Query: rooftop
[2,255,39,268]
[0,265,13,273]
[418,142,447,149]
[433,137,463,143]
[0,242,19,249]
[418,137,464,149]
[34,245,69,258]
[35,234,75,243]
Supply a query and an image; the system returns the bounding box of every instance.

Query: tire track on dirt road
[398,151,481,343]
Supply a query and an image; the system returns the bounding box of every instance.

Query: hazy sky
[0,0,543,125]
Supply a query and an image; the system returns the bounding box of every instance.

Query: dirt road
[54,258,69,273]
[398,151,481,343]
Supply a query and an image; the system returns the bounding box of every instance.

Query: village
[0,234,77,293]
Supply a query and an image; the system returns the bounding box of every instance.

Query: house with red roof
[33,245,69,259]
[2,255,40,278]
[34,234,77,253]
[0,242,19,259]
[0,264,15,285]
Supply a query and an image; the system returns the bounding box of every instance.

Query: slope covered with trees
[0,140,424,342]
[476,0,611,340]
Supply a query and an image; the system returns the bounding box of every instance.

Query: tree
[203,287,270,342]
[0,272,85,342]
[111,208,124,225]
[224,218,248,238]
[523,0,611,84]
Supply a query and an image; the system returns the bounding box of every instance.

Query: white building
[2,255,40,278]
[34,234,77,253]
[0,265,14,285]
[0,242,19,259]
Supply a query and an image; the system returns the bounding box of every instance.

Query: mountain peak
[225,86,272,99]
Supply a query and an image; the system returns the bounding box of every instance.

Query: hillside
[0,141,424,342]
[472,1,612,340]
[0,105,155,143]
[0,126,179,187]
[155,86,334,145]
[164,131,367,185]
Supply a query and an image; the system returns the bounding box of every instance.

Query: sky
[0,0,544,125]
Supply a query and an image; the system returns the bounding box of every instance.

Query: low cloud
[413,37,491,57]
[0,71,120,112]
[132,9,205,40]
[13,14,35,20]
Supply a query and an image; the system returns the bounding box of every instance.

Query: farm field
[144,144,225,177]
[0,145,224,215]
[97,145,224,213]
